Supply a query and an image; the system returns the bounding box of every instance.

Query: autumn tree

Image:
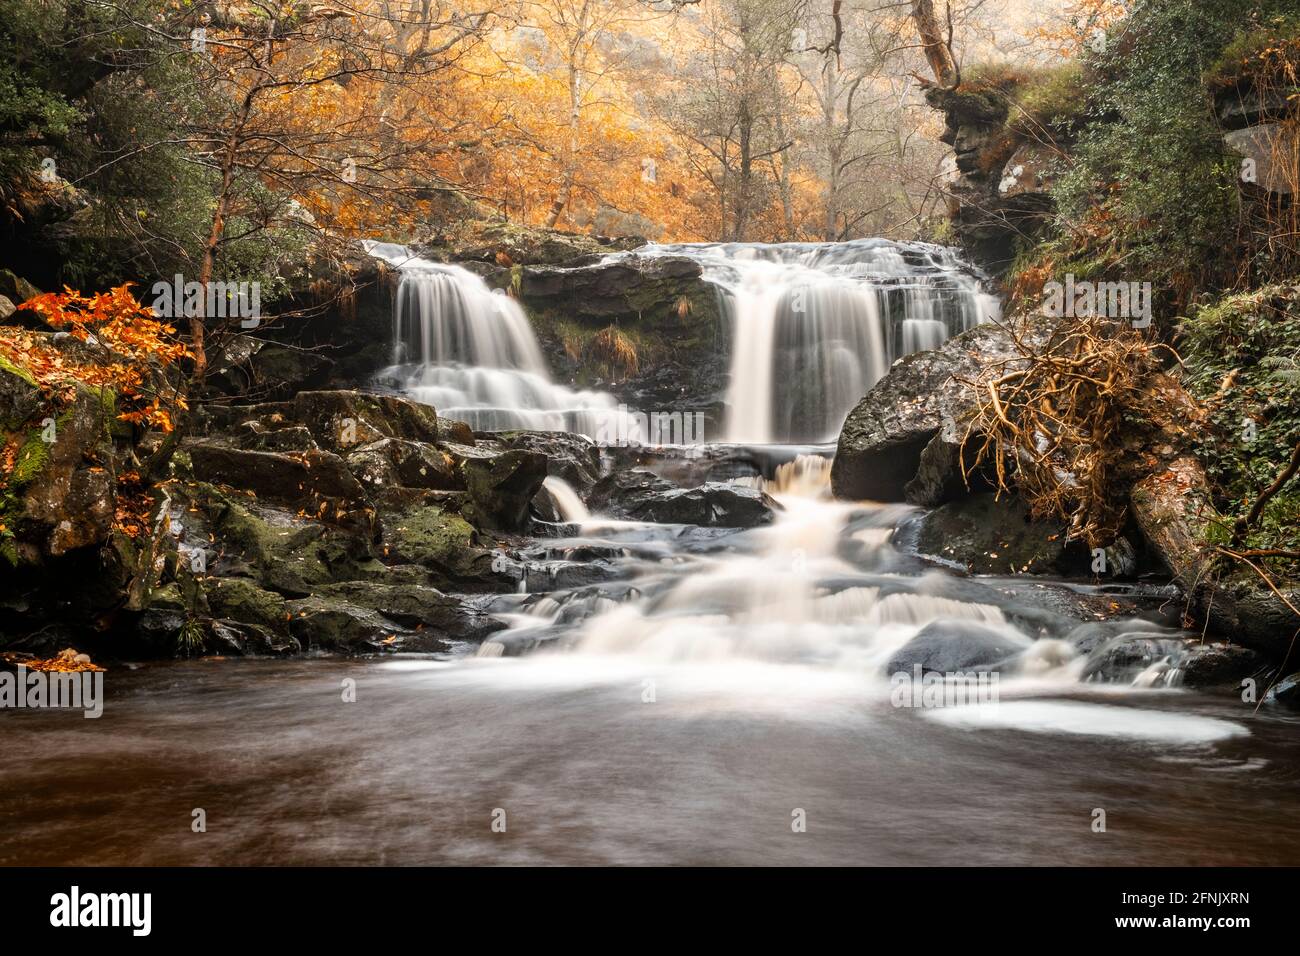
[84,2,493,380]
[660,0,801,240]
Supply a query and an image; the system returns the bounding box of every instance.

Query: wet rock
[345,437,458,492]
[204,576,289,631]
[589,469,777,527]
[587,468,677,514]
[1,340,123,564]
[187,443,378,538]
[1266,672,1299,707]
[374,490,504,591]
[1080,633,1193,685]
[1204,575,1300,663]
[289,390,441,450]
[315,581,504,643]
[1179,643,1267,689]
[884,620,1030,676]
[285,595,410,653]
[0,269,40,306]
[185,485,384,597]
[911,493,1092,576]
[494,430,601,490]
[208,337,333,400]
[459,448,548,531]
[520,255,705,321]
[209,619,300,656]
[1064,620,1141,656]
[419,219,641,267]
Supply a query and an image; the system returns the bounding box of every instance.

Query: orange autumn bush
[6,284,189,433]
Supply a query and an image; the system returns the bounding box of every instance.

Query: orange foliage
[9,285,189,433]
[1029,0,1129,58]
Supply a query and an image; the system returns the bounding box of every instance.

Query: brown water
[1,656,1298,866]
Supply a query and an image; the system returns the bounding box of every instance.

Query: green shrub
[1179,283,1300,562]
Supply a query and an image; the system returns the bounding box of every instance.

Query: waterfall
[364,241,627,436]
[541,476,590,523]
[628,240,1001,444]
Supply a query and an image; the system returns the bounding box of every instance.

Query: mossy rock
[205,576,290,631]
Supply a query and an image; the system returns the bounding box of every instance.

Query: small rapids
[476,451,1257,752]
[4,455,1295,865]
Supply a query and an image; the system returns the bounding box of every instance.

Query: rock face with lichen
[0,333,133,567]
[924,83,1057,275]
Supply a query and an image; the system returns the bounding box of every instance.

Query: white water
[625,240,1001,443]
[474,453,1247,747]
[541,475,590,522]
[365,241,630,436]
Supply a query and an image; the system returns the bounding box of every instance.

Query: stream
[2,240,1296,866]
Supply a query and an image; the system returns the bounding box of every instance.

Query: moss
[1180,283,1300,571]
[1205,15,1300,87]
[205,576,288,630]
[1008,62,1090,140]
[382,499,487,579]
[10,430,50,487]
[0,354,37,389]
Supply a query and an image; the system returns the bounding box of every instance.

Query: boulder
[187,443,377,538]
[1224,124,1299,197]
[204,576,289,631]
[1,347,122,564]
[0,270,40,306]
[831,320,1050,503]
[459,448,548,531]
[290,390,441,450]
[587,468,677,515]
[1080,632,1266,688]
[345,437,458,492]
[285,594,410,653]
[884,619,1031,676]
[314,581,504,643]
[373,489,504,591]
[1179,642,1268,689]
[520,254,706,322]
[593,476,778,527]
[494,430,602,491]
[909,493,1094,577]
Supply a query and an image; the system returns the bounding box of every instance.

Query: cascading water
[477,450,1249,750]
[365,241,628,436]
[626,240,1001,443]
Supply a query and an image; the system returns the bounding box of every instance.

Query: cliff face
[924,83,1057,276]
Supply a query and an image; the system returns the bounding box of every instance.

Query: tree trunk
[545,62,582,228]
[911,0,958,88]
